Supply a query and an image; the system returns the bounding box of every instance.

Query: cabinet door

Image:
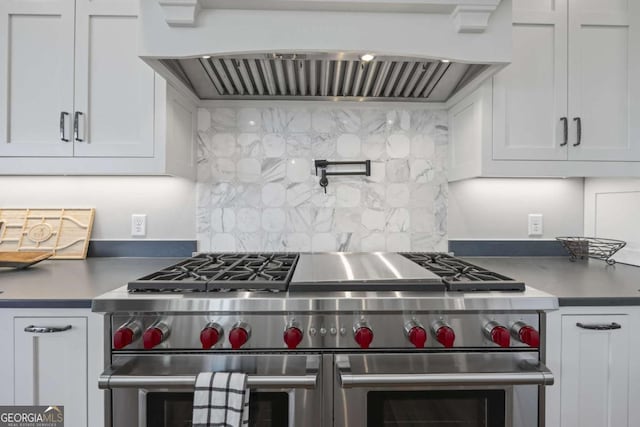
[0,0,75,156]
[561,315,629,427]
[0,311,12,404]
[568,0,640,161]
[492,0,568,161]
[14,317,88,427]
[448,85,488,181]
[73,0,155,157]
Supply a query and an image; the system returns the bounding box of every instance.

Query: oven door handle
[339,371,554,388]
[99,373,318,390]
[337,355,554,388]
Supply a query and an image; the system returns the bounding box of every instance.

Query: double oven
[99,312,553,427]
[94,252,558,426]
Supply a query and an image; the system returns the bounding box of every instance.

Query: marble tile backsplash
[196,105,448,252]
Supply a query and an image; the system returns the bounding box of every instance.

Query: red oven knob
[483,321,510,348]
[404,320,427,348]
[114,328,134,349]
[511,321,540,348]
[283,327,304,349]
[143,328,163,349]
[491,327,510,348]
[436,326,456,348]
[354,321,374,349]
[113,320,142,350]
[408,327,427,348]
[200,322,223,349]
[229,322,251,349]
[143,321,170,350]
[432,321,456,348]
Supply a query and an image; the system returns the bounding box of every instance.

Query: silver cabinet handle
[73,111,84,142]
[576,322,621,330]
[59,112,69,142]
[338,371,554,388]
[98,373,318,390]
[24,325,72,333]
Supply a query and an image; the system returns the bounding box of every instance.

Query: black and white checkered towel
[192,372,250,427]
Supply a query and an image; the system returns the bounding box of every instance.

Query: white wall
[584,178,640,266]
[0,176,195,240]
[1,175,588,243]
[448,178,584,240]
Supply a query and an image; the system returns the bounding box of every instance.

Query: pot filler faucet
[314,159,371,193]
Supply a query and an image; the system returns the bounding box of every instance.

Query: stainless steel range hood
[140,0,512,104]
[160,53,490,102]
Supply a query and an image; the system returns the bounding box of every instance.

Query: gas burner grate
[128,253,299,292]
[399,252,525,292]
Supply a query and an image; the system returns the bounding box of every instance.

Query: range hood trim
[157,0,501,33]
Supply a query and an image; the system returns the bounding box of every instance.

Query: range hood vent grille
[160,54,489,102]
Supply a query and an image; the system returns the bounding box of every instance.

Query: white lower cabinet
[13,317,88,427]
[0,308,105,427]
[544,307,640,427]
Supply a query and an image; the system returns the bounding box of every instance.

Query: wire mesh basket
[556,237,626,265]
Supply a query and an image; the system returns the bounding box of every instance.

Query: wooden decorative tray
[0,251,53,269]
[0,208,95,259]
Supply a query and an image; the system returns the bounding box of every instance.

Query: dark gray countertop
[466,257,640,306]
[0,256,638,309]
[0,258,180,308]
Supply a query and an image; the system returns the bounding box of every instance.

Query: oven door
[334,352,553,427]
[99,353,324,427]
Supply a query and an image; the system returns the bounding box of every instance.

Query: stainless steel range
[93,252,557,427]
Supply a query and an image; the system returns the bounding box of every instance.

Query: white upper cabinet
[73,0,155,157]
[0,0,196,177]
[567,0,640,161]
[449,0,640,179]
[0,0,75,157]
[0,0,153,159]
[493,0,568,161]
[496,0,640,162]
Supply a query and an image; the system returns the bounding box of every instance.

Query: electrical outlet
[131,214,147,237]
[528,214,543,237]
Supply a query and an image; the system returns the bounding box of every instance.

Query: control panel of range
[111,313,541,351]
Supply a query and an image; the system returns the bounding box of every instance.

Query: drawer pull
[24,325,72,333]
[576,322,621,331]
